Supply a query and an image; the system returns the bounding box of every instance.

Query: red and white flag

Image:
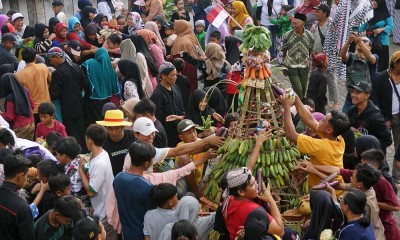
[206,4,230,28]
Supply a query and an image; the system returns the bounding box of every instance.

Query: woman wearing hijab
[359,0,393,72]
[144,21,166,56]
[122,12,143,36]
[222,168,284,239]
[117,59,145,101]
[137,29,165,68]
[81,48,120,124]
[130,35,159,89]
[92,13,108,30]
[229,1,253,32]
[204,86,228,118]
[158,196,215,240]
[0,64,15,113]
[171,20,206,93]
[205,43,230,92]
[120,39,154,97]
[52,22,68,47]
[0,73,34,140]
[80,6,97,28]
[243,207,276,240]
[67,16,96,50]
[48,17,60,35]
[186,89,224,127]
[84,24,101,47]
[225,36,242,111]
[34,23,54,56]
[303,190,343,240]
[0,15,9,35]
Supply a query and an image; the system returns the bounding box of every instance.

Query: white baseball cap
[133,117,158,136]
[11,13,24,22]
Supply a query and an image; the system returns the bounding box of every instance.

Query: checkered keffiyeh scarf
[46,47,73,65]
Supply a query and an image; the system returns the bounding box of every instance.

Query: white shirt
[123,147,170,173]
[257,0,288,26]
[390,80,400,115]
[88,150,114,219]
[97,2,113,22]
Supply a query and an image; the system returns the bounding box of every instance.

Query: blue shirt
[113,172,156,239]
[359,17,394,46]
[338,220,375,240]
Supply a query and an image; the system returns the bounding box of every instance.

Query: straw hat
[96,110,132,127]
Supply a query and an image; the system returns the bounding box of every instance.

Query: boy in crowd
[172,58,191,113]
[144,183,178,240]
[133,98,168,148]
[74,216,106,240]
[0,151,34,239]
[78,124,116,239]
[52,0,66,23]
[209,31,222,45]
[164,22,176,55]
[34,195,81,239]
[48,172,71,198]
[36,159,59,218]
[195,20,206,51]
[113,141,157,239]
[36,102,67,140]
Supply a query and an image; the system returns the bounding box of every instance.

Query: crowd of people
[0,0,400,239]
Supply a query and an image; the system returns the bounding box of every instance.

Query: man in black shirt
[150,62,185,147]
[134,98,168,148]
[97,109,135,176]
[47,47,89,150]
[0,150,34,239]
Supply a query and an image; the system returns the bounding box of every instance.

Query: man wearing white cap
[123,117,224,172]
[11,13,25,40]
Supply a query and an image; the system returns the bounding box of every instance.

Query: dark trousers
[63,116,87,153]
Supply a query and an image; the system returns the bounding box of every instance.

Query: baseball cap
[2,33,18,45]
[164,22,174,29]
[133,117,158,136]
[11,13,24,22]
[73,217,101,240]
[177,119,196,134]
[350,81,372,93]
[314,4,330,15]
[68,40,82,56]
[52,0,64,6]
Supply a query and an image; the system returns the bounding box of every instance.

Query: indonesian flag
[206,4,230,28]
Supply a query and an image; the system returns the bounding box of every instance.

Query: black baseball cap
[52,0,64,6]
[67,40,82,56]
[164,22,174,29]
[73,217,101,240]
[314,4,330,16]
[2,33,18,45]
[350,81,372,93]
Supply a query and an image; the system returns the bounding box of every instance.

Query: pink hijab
[144,21,166,55]
[0,15,9,35]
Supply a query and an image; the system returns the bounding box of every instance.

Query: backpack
[346,53,371,91]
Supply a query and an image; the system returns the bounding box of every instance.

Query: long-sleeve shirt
[359,17,394,46]
[170,10,190,22]
[0,44,19,70]
[2,97,34,128]
[282,29,314,68]
[67,32,93,49]
[0,181,35,239]
[269,15,291,36]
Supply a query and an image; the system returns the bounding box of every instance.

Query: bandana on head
[46,47,72,65]
[159,61,176,75]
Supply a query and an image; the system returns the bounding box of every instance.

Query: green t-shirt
[196,31,206,51]
[270,15,291,36]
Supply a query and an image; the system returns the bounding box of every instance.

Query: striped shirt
[282,29,314,68]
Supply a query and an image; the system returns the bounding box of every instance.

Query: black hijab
[0,73,32,117]
[93,13,106,30]
[244,207,274,240]
[129,34,159,76]
[186,89,215,126]
[0,64,15,77]
[303,190,343,240]
[204,86,228,117]
[368,0,391,25]
[118,59,145,100]
[225,36,242,65]
[49,17,60,34]
[81,6,97,28]
[355,135,381,157]
[84,24,100,46]
[22,26,35,39]
[33,23,48,45]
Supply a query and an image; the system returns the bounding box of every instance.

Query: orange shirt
[15,63,52,113]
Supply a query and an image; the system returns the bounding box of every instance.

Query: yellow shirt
[297,134,344,190]
[176,139,204,184]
